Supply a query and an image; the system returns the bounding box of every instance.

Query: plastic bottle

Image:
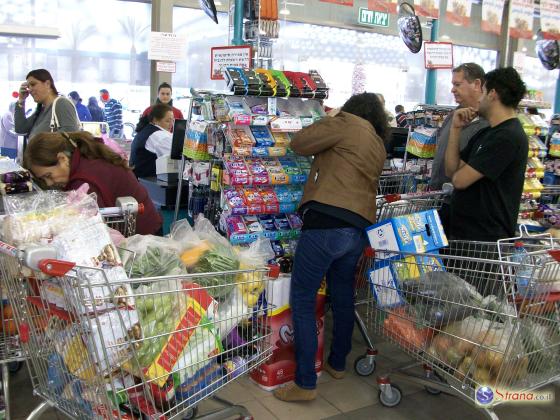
[511,241,533,296]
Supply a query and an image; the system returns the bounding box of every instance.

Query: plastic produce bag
[119,235,185,280]
[401,271,484,326]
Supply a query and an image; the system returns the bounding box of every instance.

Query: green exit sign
[358,8,389,27]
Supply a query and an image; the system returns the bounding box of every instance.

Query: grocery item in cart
[366,209,448,254]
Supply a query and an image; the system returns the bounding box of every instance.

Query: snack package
[244,187,265,214]
[225,189,248,215]
[87,308,140,375]
[247,159,270,185]
[260,188,280,213]
[227,216,249,237]
[287,214,303,230]
[250,126,275,147]
[258,215,278,240]
[244,215,264,234]
[224,156,250,185]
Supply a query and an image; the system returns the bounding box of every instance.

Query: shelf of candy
[226,125,289,157]
[404,107,453,129]
[406,127,437,158]
[525,157,545,179]
[225,212,302,245]
[0,159,33,195]
[222,155,310,186]
[223,185,303,217]
[528,136,547,158]
[518,113,549,138]
[522,178,545,200]
[519,90,551,111]
[224,67,329,99]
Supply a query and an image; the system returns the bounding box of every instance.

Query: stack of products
[224,185,303,215]
[228,126,290,157]
[407,127,437,158]
[225,213,302,245]
[0,160,32,195]
[223,155,310,186]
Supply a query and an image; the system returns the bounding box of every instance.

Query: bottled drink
[511,241,533,296]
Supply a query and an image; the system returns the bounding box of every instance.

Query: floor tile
[214,378,257,404]
[239,399,280,420]
[318,374,377,412]
[259,393,340,420]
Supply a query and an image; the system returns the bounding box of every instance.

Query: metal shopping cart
[0,236,278,420]
[360,234,560,419]
[352,188,451,376]
[0,197,140,419]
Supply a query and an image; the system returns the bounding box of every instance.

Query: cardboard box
[366,209,447,254]
[368,254,444,308]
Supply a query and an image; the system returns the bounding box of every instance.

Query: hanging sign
[358,8,390,27]
[414,0,441,19]
[481,0,506,34]
[210,45,252,80]
[366,0,399,14]
[424,42,454,69]
[446,0,472,26]
[508,0,535,39]
[156,61,176,73]
[540,0,560,40]
[148,32,187,61]
[319,0,354,5]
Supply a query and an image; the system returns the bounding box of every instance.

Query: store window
[0,0,151,122]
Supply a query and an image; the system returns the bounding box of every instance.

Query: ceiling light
[280,8,290,15]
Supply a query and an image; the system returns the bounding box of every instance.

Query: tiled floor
[6,320,560,420]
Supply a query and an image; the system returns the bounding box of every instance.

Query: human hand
[452,107,477,129]
[327,107,341,117]
[18,82,29,103]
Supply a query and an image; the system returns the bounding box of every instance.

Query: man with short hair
[142,82,184,120]
[430,63,489,231]
[99,89,123,138]
[395,105,407,127]
[68,91,92,122]
[445,67,528,242]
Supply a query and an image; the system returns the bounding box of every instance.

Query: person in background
[430,63,489,231]
[142,82,184,120]
[130,104,174,178]
[0,102,18,154]
[14,69,80,139]
[376,93,396,127]
[273,92,387,402]
[68,91,92,122]
[99,89,123,139]
[445,67,528,242]
[87,97,105,122]
[23,131,162,235]
[395,105,408,127]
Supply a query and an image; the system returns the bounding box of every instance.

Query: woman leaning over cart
[23,131,162,235]
[14,69,80,138]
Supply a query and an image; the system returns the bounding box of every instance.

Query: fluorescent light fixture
[214,1,222,5]
[280,8,290,15]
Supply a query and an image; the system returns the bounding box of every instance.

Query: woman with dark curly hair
[274,92,387,402]
[23,131,162,235]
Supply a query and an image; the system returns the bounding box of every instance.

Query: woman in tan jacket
[274,93,388,402]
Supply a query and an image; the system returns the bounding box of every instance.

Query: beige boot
[273,382,317,402]
[324,362,346,379]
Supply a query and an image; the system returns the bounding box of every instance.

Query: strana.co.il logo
[476,386,495,406]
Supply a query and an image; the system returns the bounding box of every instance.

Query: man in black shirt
[445,67,528,241]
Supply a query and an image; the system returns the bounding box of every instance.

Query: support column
[424,19,439,105]
[555,71,560,114]
[232,0,244,45]
[150,0,173,103]
[497,0,514,68]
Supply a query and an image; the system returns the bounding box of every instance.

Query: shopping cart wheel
[425,371,445,395]
[378,384,402,408]
[182,406,198,420]
[8,361,22,374]
[354,355,376,376]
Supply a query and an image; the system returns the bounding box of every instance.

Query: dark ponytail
[135,103,172,133]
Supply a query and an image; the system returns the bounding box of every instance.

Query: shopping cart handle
[138,203,145,215]
[38,259,76,277]
[364,247,375,258]
[384,194,402,203]
[549,250,560,262]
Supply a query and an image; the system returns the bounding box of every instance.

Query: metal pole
[232,0,245,45]
[555,70,560,114]
[173,97,194,224]
[424,19,439,105]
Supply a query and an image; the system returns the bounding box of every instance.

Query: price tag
[252,115,269,126]
[233,114,252,126]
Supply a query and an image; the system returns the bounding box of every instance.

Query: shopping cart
[352,188,451,376]
[100,197,143,238]
[361,235,560,418]
[0,237,279,420]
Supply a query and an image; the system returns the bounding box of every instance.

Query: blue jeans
[290,227,367,389]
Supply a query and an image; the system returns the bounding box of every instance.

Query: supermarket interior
[1,0,560,419]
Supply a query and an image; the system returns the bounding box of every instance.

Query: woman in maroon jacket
[23,131,162,235]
